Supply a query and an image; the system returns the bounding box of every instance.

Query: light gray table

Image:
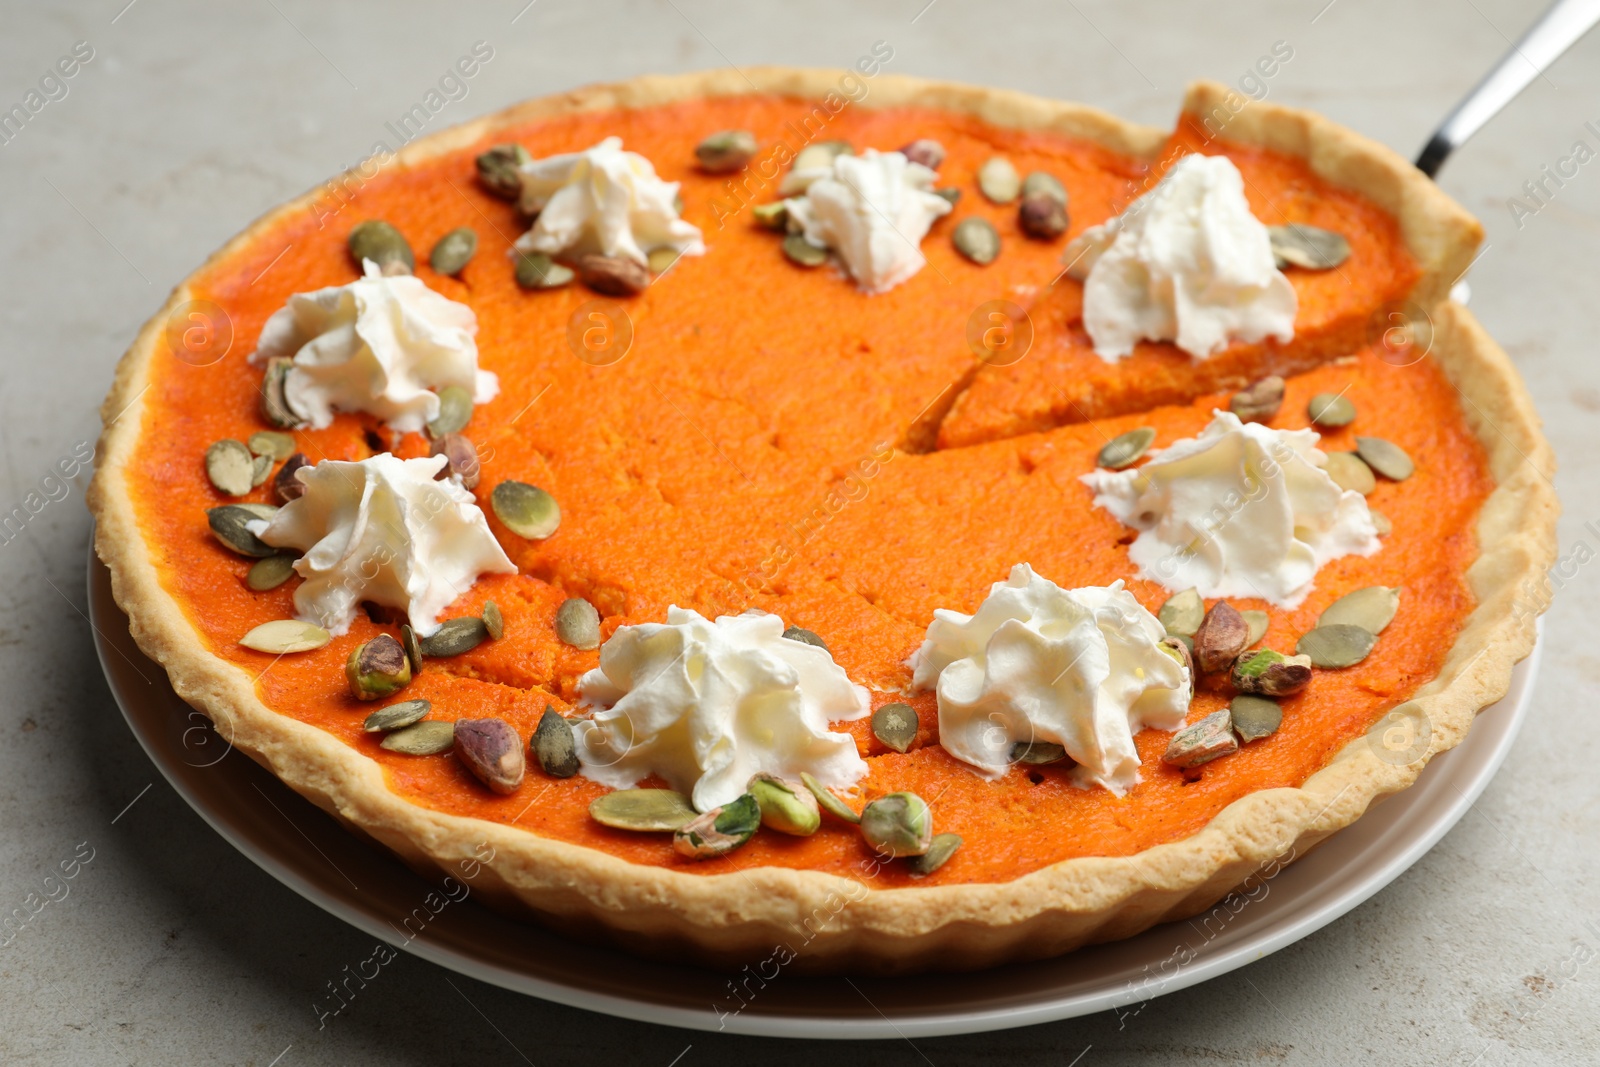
[3,1,1596,1062]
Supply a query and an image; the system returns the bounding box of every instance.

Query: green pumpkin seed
[647,247,681,274]
[781,626,828,652]
[400,623,423,676]
[429,227,478,276]
[1097,427,1156,469]
[380,720,456,755]
[748,773,820,836]
[424,384,473,438]
[248,431,295,460]
[514,252,575,290]
[872,702,918,754]
[801,771,859,824]
[250,454,274,488]
[1230,375,1285,424]
[695,129,758,173]
[479,600,504,641]
[476,143,531,199]
[782,233,828,268]
[934,187,961,205]
[1324,452,1376,495]
[246,554,296,591]
[207,505,277,557]
[1370,509,1392,536]
[908,832,962,877]
[1318,586,1400,635]
[419,616,489,658]
[1268,224,1350,271]
[555,597,600,650]
[1308,392,1356,427]
[1011,740,1068,765]
[205,439,256,497]
[1296,623,1378,668]
[589,788,697,832]
[781,140,852,194]
[978,156,1021,203]
[1355,436,1415,481]
[363,699,431,733]
[492,481,561,540]
[531,705,579,778]
[751,202,788,231]
[348,220,414,273]
[1241,610,1269,647]
[1020,171,1067,205]
[952,217,1000,264]
[239,619,330,654]
[1158,588,1204,638]
[259,357,305,429]
[234,502,280,521]
[1229,695,1283,743]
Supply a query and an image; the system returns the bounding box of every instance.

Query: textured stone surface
[2,0,1597,1062]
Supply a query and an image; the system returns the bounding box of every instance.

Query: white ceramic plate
[89,548,1538,1039]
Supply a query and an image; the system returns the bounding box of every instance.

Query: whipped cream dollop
[1069,154,1296,361]
[783,149,952,294]
[910,565,1190,794]
[1081,411,1380,607]
[572,608,869,812]
[250,260,498,433]
[511,136,705,267]
[252,453,516,637]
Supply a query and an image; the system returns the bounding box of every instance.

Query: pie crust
[88,70,1557,973]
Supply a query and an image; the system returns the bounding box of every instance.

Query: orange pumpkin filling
[125,95,1491,888]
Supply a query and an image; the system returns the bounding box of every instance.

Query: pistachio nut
[1161,710,1239,768]
[673,793,761,859]
[859,792,933,858]
[748,773,821,836]
[345,633,412,700]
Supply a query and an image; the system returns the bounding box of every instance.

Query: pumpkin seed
[259,357,305,429]
[782,233,828,268]
[380,720,456,755]
[514,252,575,290]
[274,453,309,503]
[419,616,488,658]
[1370,509,1392,536]
[1162,710,1239,768]
[1230,375,1285,424]
[454,717,525,794]
[481,600,504,640]
[751,202,788,231]
[952,217,1000,265]
[250,453,274,488]
[781,626,828,652]
[1296,623,1378,668]
[694,129,758,173]
[1241,610,1269,647]
[363,699,431,733]
[860,792,933,858]
[1158,588,1205,638]
[748,773,820,836]
[1319,586,1400,635]
[233,502,280,521]
[934,187,961,205]
[248,431,295,460]
[205,439,256,497]
[1018,194,1069,239]
[578,254,651,296]
[1021,171,1068,205]
[246,554,296,591]
[647,247,681,274]
[801,771,859,824]
[207,505,277,557]
[908,832,962,877]
[239,619,330,654]
[1230,695,1283,743]
[1194,601,1248,674]
[899,138,946,170]
[346,633,412,700]
[1268,224,1350,271]
[425,384,473,438]
[872,702,918,754]
[348,220,414,273]
[476,143,531,199]
[1308,392,1356,427]
[429,227,478,276]
[1098,426,1156,469]
[400,623,423,676]
[977,156,1021,203]
[555,597,600,650]
[674,793,760,859]
[1355,436,1414,481]
[531,705,579,778]
[1011,740,1069,765]
[491,481,561,539]
[1325,452,1376,495]
[589,788,697,832]
[780,140,852,194]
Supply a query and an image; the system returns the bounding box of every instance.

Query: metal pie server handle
[1416,0,1600,176]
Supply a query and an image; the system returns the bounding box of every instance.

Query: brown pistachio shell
[1193,601,1249,673]
[430,432,481,490]
[454,717,525,794]
[577,254,650,296]
[899,139,946,169]
[1017,193,1068,239]
[273,453,309,503]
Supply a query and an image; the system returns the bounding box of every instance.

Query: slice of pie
[89,69,1556,972]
